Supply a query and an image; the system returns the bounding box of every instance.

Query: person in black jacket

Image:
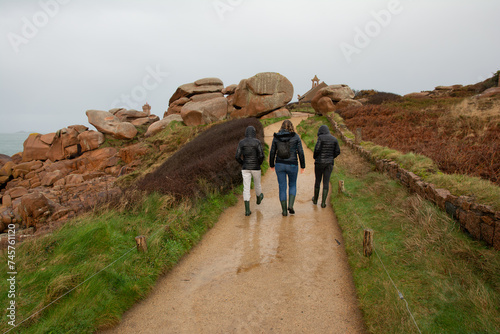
[269,120,306,216]
[313,125,341,208]
[236,125,265,216]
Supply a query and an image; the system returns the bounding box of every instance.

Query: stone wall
[327,115,500,250]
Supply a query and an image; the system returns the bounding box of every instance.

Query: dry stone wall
[327,114,500,250]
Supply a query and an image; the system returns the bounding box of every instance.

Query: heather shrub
[365,91,402,105]
[135,118,264,199]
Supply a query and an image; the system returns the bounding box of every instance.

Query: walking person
[269,120,306,216]
[236,125,265,216]
[313,125,340,208]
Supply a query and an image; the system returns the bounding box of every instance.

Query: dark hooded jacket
[269,130,305,168]
[235,126,265,170]
[313,125,340,165]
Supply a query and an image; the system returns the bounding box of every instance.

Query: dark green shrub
[135,118,264,199]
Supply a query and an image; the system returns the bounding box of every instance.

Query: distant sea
[0,133,30,157]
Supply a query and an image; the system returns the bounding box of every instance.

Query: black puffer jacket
[313,125,340,165]
[269,130,305,168]
[235,126,265,170]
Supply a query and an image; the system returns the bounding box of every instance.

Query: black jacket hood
[317,125,330,136]
[245,126,256,138]
[274,130,294,142]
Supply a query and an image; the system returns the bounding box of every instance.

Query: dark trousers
[314,163,333,190]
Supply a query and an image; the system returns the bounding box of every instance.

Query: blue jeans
[275,163,298,202]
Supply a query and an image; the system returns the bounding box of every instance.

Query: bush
[365,91,402,105]
[135,118,264,199]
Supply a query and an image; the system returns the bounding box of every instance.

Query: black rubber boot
[280,200,288,216]
[288,195,296,214]
[312,187,320,205]
[321,189,328,208]
[256,193,264,205]
[244,201,251,216]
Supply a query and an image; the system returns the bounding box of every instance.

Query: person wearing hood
[236,125,265,216]
[313,124,341,208]
[269,120,306,216]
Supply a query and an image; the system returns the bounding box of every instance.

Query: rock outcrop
[230,72,293,118]
[311,84,359,115]
[166,78,227,125]
[145,114,183,137]
[260,107,292,119]
[180,97,228,126]
[86,110,138,140]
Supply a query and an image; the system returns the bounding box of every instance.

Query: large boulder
[22,133,50,162]
[130,115,160,127]
[335,98,363,109]
[260,107,292,119]
[144,114,184,137]
[11,160,42,178]
[479,87,500,98]
[119,143,149,164]
[41,170,65,186]
[0,154,12,166]
[114,109,149,122]
[315,96,336,115]
[78,147,119,172]
[311,84,356,115]
[169,78,224,105]
[222,84,237,95]
[78,130,105,152]
[0,161,14,182]
[180,97,228,126]
[86,110,137,140]
[165,97,190,116]
[19,192,55,229]
[231,72,293,118]
[46,127,82,161]
[40,133,56,145]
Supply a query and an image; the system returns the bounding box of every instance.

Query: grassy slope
[0,191,240,333]
[298,116,500,333]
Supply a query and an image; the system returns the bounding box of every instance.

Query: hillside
[338,95,500,186]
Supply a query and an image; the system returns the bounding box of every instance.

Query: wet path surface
[102,114,365,333]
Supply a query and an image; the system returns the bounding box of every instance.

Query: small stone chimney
[142,102,151,116]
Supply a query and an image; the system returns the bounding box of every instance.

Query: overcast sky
[0,0,499,133]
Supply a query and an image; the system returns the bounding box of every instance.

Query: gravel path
[102,114,366,334]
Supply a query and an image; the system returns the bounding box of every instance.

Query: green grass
[0,189,240,333]
[297,116,500,334]
[259,115,291,128]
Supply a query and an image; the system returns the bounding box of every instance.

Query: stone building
[297,75,328,103]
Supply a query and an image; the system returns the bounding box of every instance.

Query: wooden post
[338,180,345,194]
[355,128,362,145]
[135,235,148,253]
[363,229,374,257]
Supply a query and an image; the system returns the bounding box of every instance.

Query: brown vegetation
[337,96,500,185]
[135,118,264,199]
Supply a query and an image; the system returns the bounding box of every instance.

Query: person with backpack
[235,125,265,216]
[312,125,341,208]
[269,120,306,216]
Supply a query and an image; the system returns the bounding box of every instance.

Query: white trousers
[242,170,262,201]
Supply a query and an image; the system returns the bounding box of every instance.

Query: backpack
[276,140,290,159]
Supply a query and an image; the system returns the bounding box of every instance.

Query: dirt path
[102,114,366,334]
